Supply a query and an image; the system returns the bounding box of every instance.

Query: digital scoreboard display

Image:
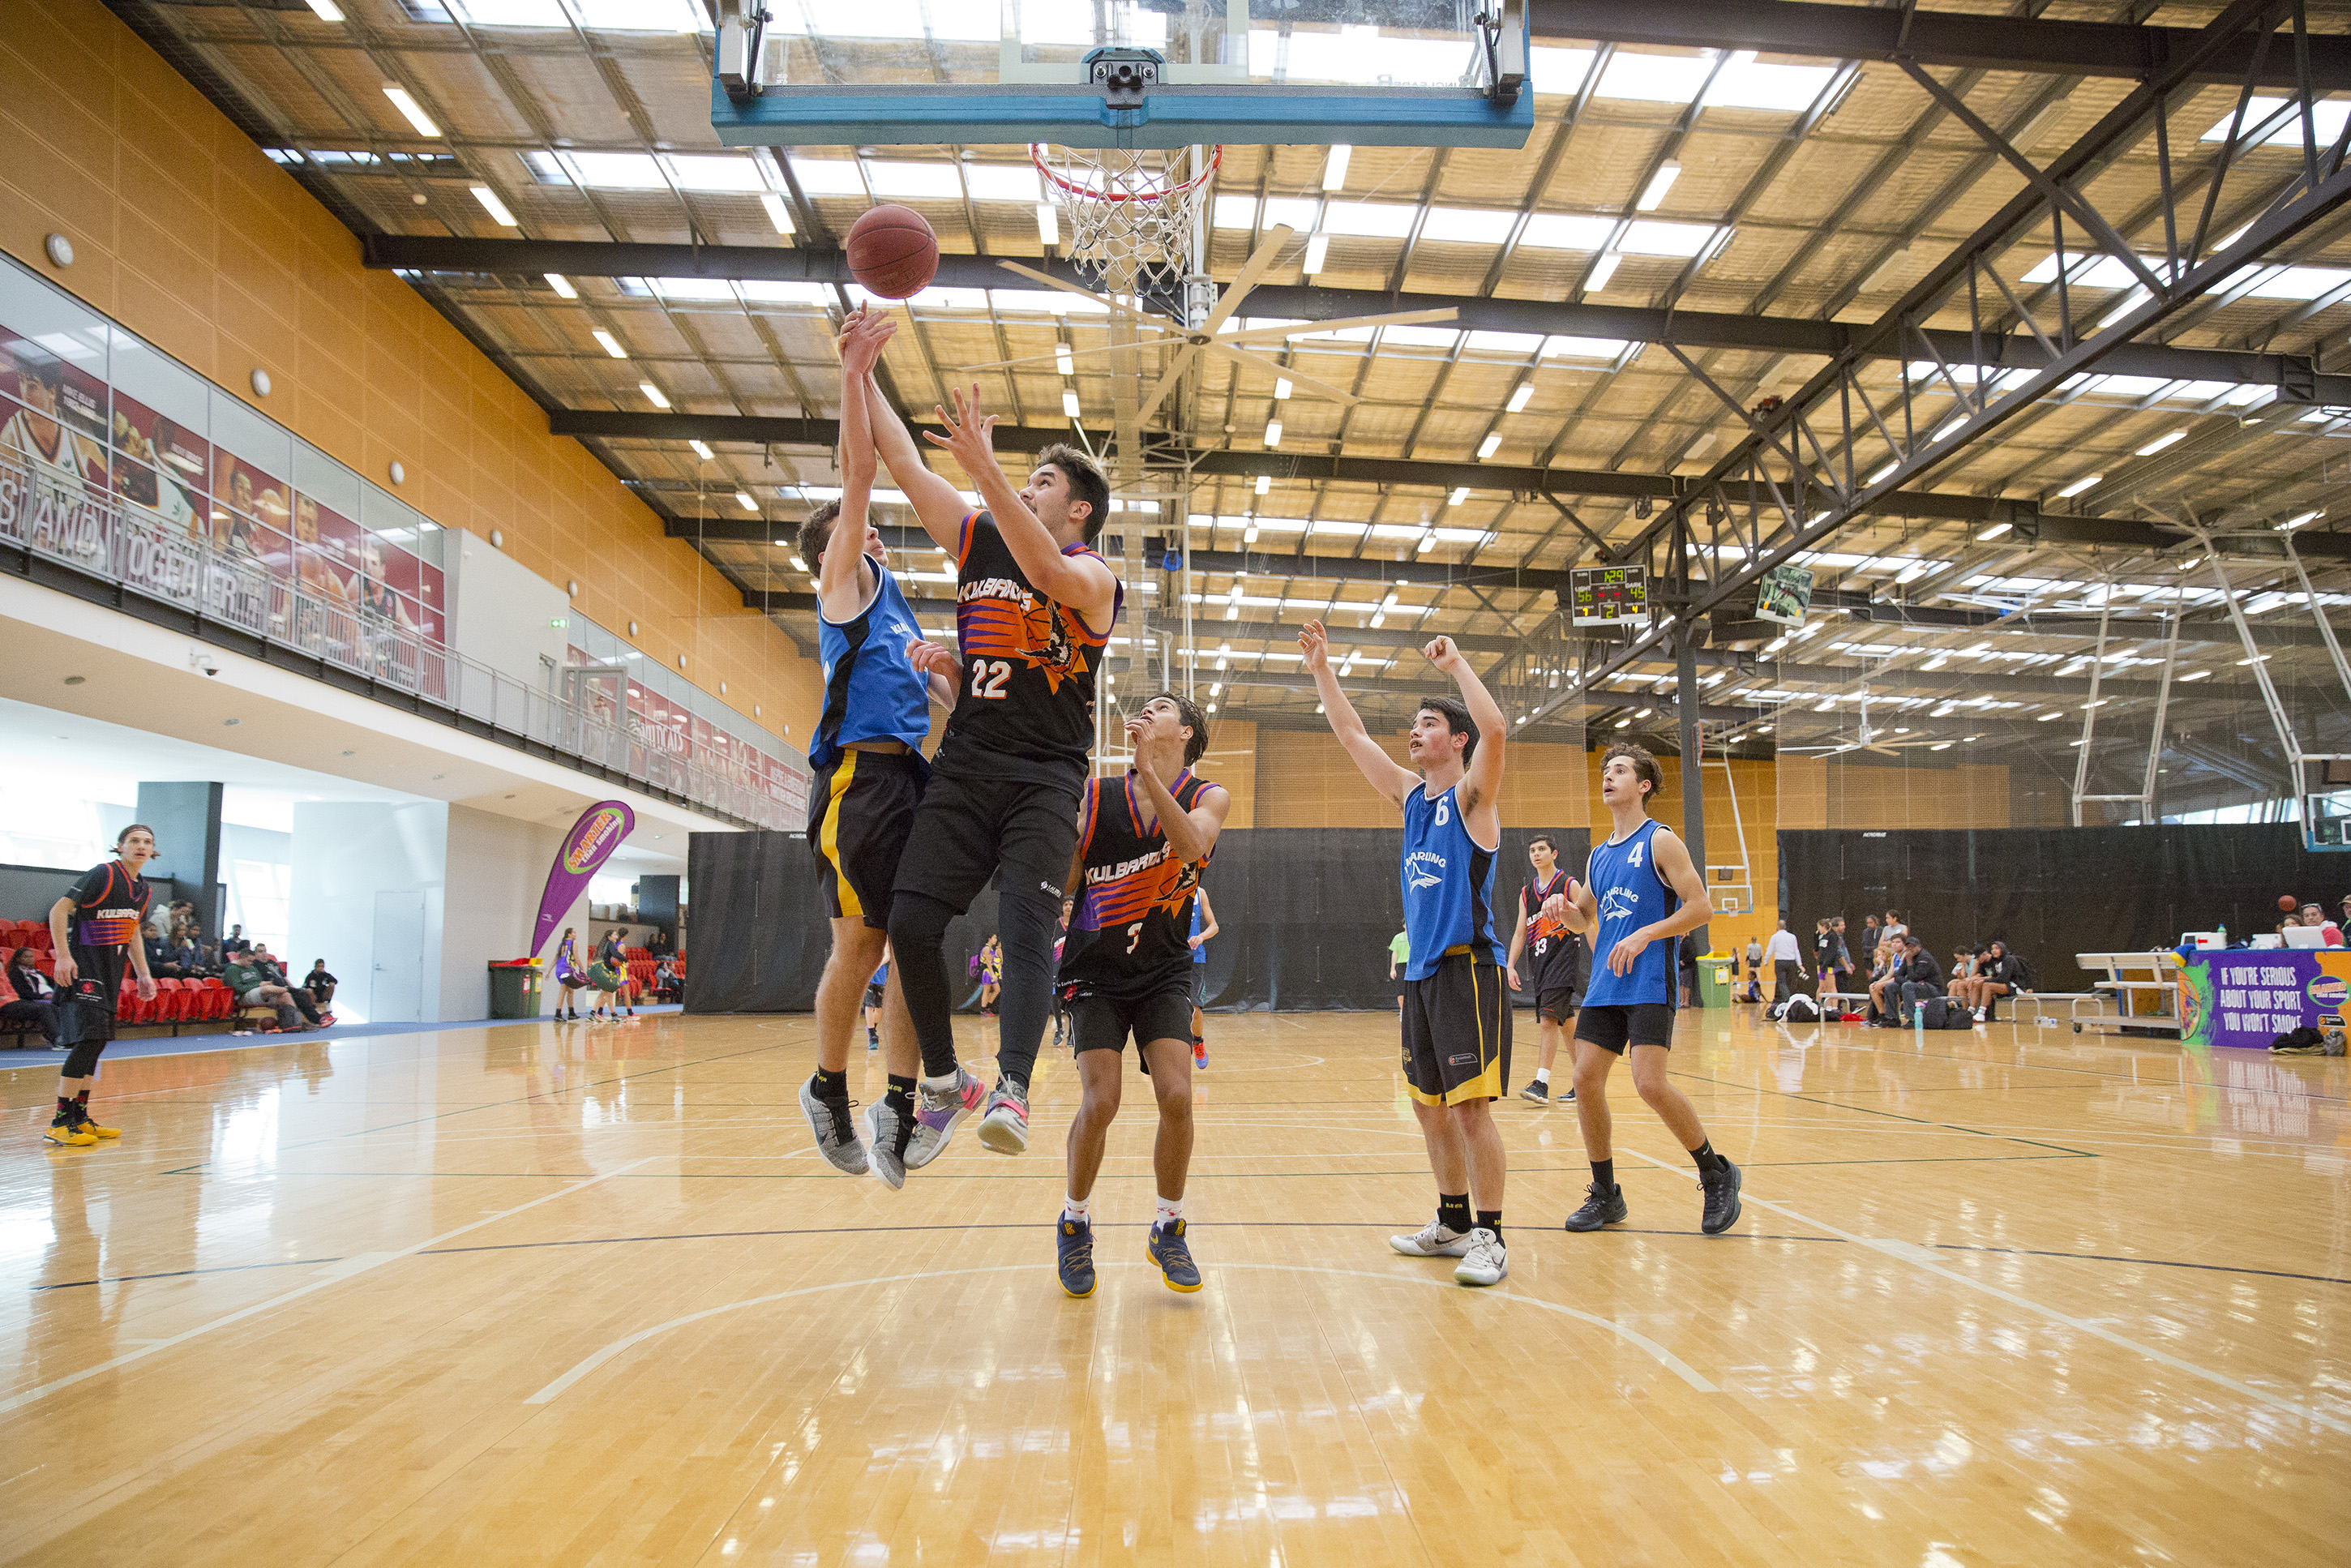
[1569,565,1647,628]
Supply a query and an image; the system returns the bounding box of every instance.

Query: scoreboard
[1569,564,1648,628]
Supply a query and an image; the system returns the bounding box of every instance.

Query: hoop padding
[1032,144,1221,295]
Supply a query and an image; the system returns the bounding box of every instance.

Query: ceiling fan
[1781,688,1948,758]
[964,225,1460,424]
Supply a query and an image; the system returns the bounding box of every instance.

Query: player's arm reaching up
[1600,824,1714,976]
[853,329,970,553]
[925,384,1117,632]
[818,308,897,621]
[1424,634,1505,846]
[1125,711,1232,866]
[1301,620,1417,809]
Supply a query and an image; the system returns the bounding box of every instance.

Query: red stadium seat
[35,955,54,979]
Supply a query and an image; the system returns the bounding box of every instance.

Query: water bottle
[2216,922,2228,949]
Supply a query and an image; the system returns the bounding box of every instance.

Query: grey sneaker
[798,1077,867,1176]
[1518,1080,1548,1103]
[905,1067,986,1169]
[863,1098,910,1189]
[978,1082,1030,1155]
[1388,1219,1473,1257]
[1453,1227,1508,1287]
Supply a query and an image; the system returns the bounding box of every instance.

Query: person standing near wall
[552,928,584,1022]
[1765,918,1806,1005]
[1305,623,1514,1288]
[1186,886,1218,1069]
[44,826,157,1146]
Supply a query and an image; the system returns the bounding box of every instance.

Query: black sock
[885,1074,915,1114]
[1689,1139,1724,1175]
[74,1090,90,1106]
[1476,1210,1503,1242]
[55,1096,74,1120]
[812,1067,848,1101]
[1437,1192,1471,1232]
[1591,1158,1615,1190]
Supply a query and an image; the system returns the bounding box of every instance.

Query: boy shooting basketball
[1545,743,1743,1236]
[856,345,1121,1165]
[1052,693,1231,1296]
[1304,622,1512,1287]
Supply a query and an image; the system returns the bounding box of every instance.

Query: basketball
[845,204,938,298]
[2280,893,2298,911]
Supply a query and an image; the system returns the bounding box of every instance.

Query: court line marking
[523,1261,1716,1404]
[0,1157,657,1418]
[1620,1148,2351,1437]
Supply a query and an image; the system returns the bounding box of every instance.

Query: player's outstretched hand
[923,384,1000,471]
[840,309,896,375]
[833,302,867,358]
[1423,635,1465,672]
[906,637,961,680]
[1299,619,1330,675]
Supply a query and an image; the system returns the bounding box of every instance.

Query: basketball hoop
[1031,144,1222,304]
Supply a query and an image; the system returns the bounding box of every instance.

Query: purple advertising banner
[2175,946,2351,1050]
[529,800,635,959]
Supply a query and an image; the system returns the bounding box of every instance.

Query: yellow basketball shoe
[45,1117,96,1148]
[74,1107,122,1138]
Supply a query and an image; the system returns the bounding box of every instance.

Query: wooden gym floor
[0,1006,2344,1566]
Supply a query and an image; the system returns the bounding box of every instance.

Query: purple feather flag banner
[530,801,635,958]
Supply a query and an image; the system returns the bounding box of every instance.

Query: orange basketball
[846,204,939,299]
[2280,893,2299,912]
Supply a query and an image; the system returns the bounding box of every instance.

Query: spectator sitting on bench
[166,925,209,976]
[1888,936,1945,1026]
[221,953,314,1032]
[1951,940,2030,1021]
[303,959,337,1010]
[652,955,680,1004]
[221,923,251,956]
[2298,904,2345,945]
[3,947,62,1047]
[255,945,330,1026]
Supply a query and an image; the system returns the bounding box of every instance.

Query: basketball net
[1031,144,1221,308]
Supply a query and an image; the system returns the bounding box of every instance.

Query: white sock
[1155,1195,1184,1227]
[1534,1067,1551,1085]
[922,1070,960,1091]
[1063,1193,1091,1223]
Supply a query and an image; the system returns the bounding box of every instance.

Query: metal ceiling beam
[370,238,2350,401]
[1530,0,2351,90]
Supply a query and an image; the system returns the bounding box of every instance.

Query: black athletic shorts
[1191,965,1208,1007]
[893,765,1082,910]
[1576,1002,1677,1054]
[1402,948,1511,1107]
[57,945,124,1048]
[1067,982,1193,1076]
[862,983,884,1010]
[808,748,927,929]
[1534,983,1581,1024]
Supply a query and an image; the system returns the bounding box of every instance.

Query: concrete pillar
[135,781,224,939]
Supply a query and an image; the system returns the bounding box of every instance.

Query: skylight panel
[1381,324,1462,347]
[1422,206,1519,245]
[1020,0,1167,47]
[2021,253,2145,288]
[449,0,565,25]
[1250,28,1467,88]
[550,151,666,188]
[1263,197,1320,233]
[1620,221,1720,257]
[962,163,1043,203]
[1000,290,1110,316]
[1596,51,1713,105]
[910,287,990,311]
[1531,47,1597,92]
[864,161,965,200]
[1711,57,1838,111]
[573,0,704,28]
[1320,203,1418,238]
[1213,195,1260,229]
[665,156,767,192]
[2201,97,2351,146]
[1518,213,1615,251]
[1465,331,1544,354]
[783,159,867,196]
[1543,334,1632,360]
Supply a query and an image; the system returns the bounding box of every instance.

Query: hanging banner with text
[2175,946,2351,1050]
[529,800,635,959]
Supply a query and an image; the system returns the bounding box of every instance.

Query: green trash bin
[488,960,542,1019]
[1696,953,1733,1009]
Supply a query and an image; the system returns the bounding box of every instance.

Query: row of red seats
[624,956,685,991]
[1,921,55,952]
[0,971,245,1028]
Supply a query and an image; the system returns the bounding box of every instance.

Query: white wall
[442,803,586,1020]
[448,529,569,689]
[289,802,449,1024]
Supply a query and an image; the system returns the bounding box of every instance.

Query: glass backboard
[710,0,1532,149]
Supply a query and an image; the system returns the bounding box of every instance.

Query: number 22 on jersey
[969,658,1012,699]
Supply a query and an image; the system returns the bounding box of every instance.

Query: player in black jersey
[1051,693,1231,1296]
[1506,833,1586,1104]
[855,364,1120,1167]
[44,825,157,1146]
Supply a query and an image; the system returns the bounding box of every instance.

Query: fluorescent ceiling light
[1585,252,1622,292]
[1265,420,1283,448]
[687,439,713,460]
[1448,486,1471,506]
[544,272,576,298]
[639,382,670,409]
[2055,473,2102,499]
[734,491,757,512]
[306,0,344,19]
[2180,669,2211,681]
[1866,461,1897,485]
[759,191,795,235]
[1506,384,1532,413]
[382,85,441,138]
[1055,347,1076,375]
[1253,474,1271,495]
[592,328,627,358]
[1321,144,1351,191]
[1476,433,1501,459]
[1036,203,1060,247]
[1062,391,1081,418]
[1635,162,1681,212]
[1303,233,1330,275]
[2281,508,2323,529]
[1274,378,1292,401]
[469,185,518,226]
[1976,522,2012,541]
[2135,430,2186,456]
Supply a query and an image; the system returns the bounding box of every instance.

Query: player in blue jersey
[796,309,959,1188]
[1304,623,1513,1287]
[1543,743,1742,1236]
[1186,886,1218,1067]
